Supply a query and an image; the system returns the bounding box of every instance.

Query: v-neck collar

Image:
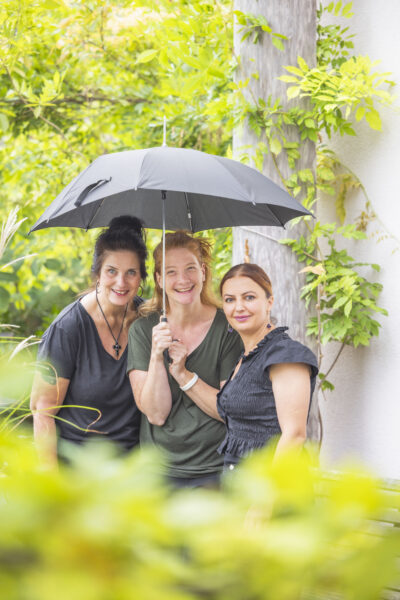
[78,299,128,362]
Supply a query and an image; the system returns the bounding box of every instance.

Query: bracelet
[180,372,199,392]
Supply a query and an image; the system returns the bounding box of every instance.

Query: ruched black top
[216,327,318,463]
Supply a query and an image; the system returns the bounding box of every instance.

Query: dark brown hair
[91,215,147,281]
[220,263,273,298]
[140,230,218,315]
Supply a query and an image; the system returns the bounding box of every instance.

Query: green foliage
[234,10,287,49]
[281,54,394,136]
[0,433,399,599]
[282,222,387,389]
[317,1,355,68]
[0,0,236,334]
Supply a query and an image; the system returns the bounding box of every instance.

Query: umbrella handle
[74,178,112,207]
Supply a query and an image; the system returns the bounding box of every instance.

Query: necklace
[96,287,128,357]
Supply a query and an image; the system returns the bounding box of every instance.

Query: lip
[112,289,129,296]
[234,315,250,322]
[175,286,194,294]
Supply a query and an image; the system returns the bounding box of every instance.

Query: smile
[234,315,250,322]
[112,289,129,296]
[175,286,194,293]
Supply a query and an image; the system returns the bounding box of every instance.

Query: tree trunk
[232,0,319,439]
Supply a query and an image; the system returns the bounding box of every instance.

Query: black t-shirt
[37,299,141,450]
[217,327,318,461]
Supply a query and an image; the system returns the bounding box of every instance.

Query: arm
[30,372,69,469]
[168,341,224,421]
[269,362,310,458]
[129,321,173,426]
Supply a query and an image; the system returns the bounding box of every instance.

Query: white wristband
[180,372,199,392]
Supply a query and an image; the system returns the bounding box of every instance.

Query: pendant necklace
[96,287,128,357]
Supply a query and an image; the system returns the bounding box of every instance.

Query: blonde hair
[140,231,218,316]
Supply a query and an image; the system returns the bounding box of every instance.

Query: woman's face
[156,247,205,307]
[222,275,273,336]
[98,250,141,308]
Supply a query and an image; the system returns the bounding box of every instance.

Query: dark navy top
[37,298,142,451]
[216,327,318,462]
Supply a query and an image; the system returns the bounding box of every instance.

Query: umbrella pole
[161,190,167,322]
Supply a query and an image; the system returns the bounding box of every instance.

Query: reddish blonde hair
[140,231,218,315]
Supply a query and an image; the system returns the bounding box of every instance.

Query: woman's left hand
[168,340,189,382]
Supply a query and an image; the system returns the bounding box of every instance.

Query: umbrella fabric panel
[137,147,250,202]
[31,189,306,233]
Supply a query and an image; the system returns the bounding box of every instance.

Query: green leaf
[135,49,158,64]
[344,299,353,317]
[355,106,366,121]
[270,137,282,155]
[0,114,9,132]
[0,287,10,312]
[297,56,309,71]
[272,37,284,51]
[365,109,382,131]
[287,86,301,100]
[44,258,62,271]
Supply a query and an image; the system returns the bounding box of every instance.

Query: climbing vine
[232,1,394,397]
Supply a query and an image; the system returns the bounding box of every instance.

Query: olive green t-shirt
[127,309,243,478]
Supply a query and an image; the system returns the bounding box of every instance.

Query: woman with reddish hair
[127,231,242,487]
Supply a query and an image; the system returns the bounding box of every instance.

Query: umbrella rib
[184,193,194,233]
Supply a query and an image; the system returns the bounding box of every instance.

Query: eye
[166,270,176,276]
[245,295,256,301]
[223,297,234,303]
[108,267,117,275]
[127,269,137,276]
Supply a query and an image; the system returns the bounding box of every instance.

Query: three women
[32,219,317,476]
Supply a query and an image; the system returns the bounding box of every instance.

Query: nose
[116,272,127,286]
[234,298,245,312]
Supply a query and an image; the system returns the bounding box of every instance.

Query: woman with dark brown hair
[127,231,242,487]
[180,263,318,469]
[31,216,147,467]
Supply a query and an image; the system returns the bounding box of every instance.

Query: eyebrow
[223,291,256,296]
[165,262,197,268]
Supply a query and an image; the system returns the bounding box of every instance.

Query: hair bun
[108,215,145,239]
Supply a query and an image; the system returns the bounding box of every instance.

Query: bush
[0,435,399,600]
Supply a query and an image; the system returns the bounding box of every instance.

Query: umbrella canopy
[30,146,312,233]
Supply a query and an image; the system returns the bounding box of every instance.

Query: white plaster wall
[319,0,400,478]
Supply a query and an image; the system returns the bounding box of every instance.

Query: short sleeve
[127,317,152,373]
[263,338,318,379]
[37,323,77,381]
[218,329,243,382]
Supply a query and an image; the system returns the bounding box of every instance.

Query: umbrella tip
[162,116,167,147]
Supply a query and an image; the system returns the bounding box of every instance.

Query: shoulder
[260,327,318,377]
[42,300,84,337]
[129,311,159,336]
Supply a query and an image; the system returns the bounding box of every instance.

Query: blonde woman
[127,231,242,487]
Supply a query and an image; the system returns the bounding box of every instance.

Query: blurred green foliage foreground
[1,434,399,600]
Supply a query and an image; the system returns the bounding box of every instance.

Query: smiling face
[156,247,205,308]
[98,250,141,308]
[222,275,274,336]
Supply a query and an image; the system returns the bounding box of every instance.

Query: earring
[266,310,272,329]
[137,285,143,297]
[227,324,233,333]
[96,281,100,294]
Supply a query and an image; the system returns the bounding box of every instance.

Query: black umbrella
[30,145,312,315]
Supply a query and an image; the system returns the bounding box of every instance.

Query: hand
[168,340,189,382]
[151,320,173,359]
